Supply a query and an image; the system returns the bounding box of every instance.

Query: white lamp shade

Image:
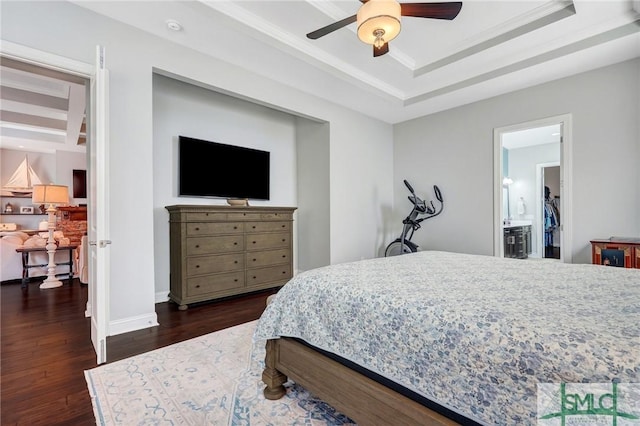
[32,184,69,205]
[357,0,401,45]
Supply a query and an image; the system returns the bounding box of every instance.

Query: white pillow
[23,235,47,248]
[1,235,24,246]
[0,231,29,241]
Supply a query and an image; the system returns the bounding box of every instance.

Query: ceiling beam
[0,110,67,131]
[1,86,69,111]
[0,56,88,85]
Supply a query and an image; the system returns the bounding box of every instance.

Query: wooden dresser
[165,205,296,310]
[590,237,640,269]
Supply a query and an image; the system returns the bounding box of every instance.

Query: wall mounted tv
[178,136,270,200]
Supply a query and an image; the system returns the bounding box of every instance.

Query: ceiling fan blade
[400,2,463,20]
[373,43,389,57]
[306,15,357,39]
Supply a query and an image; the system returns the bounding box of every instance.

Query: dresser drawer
[186,235,244,255]
[186,253,244,276]
[247,264,292,287]
[187,222,243,236]
[246,248,291,268]
[246,232,290,251]
[186,212,228,222]
[246,221,290,233]
[228,212,262,221]
[187,272,245,297]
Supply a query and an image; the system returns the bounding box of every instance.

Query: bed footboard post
[263,339,287,400]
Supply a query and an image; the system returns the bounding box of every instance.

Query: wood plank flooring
[1,279,276,425]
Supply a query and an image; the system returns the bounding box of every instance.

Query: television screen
[179,136,270,200]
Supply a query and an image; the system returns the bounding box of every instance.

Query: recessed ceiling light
[551,132,560,136]
[166,19,183,32]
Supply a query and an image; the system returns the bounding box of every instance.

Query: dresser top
[165,205,296,213]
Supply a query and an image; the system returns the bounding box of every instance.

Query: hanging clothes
[544,203,556,246]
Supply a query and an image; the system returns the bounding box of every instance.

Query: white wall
[1,1,393,334]
[393,58,640,264]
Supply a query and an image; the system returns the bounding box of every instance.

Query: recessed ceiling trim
[199,0,405,99]
[414,1,576,77]
[405,19,640,106]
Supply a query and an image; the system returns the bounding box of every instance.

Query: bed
[254,251,639,425]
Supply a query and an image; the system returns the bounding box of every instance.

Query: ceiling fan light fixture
[357,0,401,46]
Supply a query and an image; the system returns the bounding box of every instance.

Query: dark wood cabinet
[166,205,296,309]
[504,225,532,259]
[590,237,640,268]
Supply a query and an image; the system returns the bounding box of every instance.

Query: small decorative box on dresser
[165,205,296,310]
[590,237,640,269]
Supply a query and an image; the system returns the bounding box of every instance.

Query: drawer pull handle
[234,226,237,230]
[282,225,285,228]
[252,225,256,229]
[253,276,257,279]
[234,242,238,245]
[234,261,238,264]
[195,227,200,231]
[282,239,285,242]
[234,279,238,282]
[195,245,200,248]
[282,255,286,258]
[252,241,256,244]
[196,265,200,268]
[253,258,257,262]
[196,284,200,288]
[282,271,286,274]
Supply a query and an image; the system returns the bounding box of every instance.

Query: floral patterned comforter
[254,251,640,425]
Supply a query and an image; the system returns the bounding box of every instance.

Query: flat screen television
[178,136,270,200]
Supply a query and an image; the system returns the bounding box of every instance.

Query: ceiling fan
[307,0,463,57]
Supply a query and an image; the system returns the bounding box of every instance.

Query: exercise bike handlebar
[404,179,415,194]
[403,182,444,223]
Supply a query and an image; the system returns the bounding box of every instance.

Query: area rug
[85,320,355,425]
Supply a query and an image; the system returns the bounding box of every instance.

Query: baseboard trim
[109,312,159,336]
[155,291,170,304]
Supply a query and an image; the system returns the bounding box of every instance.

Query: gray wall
[296,118,331,271]
[393,58,640,264]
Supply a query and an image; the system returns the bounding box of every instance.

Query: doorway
[0,41,106,361]
[493,114,573,262]
[540,164,561,259]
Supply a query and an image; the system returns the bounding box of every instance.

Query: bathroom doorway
[493,114,573,262]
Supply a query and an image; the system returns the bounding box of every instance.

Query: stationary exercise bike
[384,180,444,256]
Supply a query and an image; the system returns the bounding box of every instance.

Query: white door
[87,45,110,364]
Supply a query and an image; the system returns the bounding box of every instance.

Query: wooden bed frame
[262,337,460,426]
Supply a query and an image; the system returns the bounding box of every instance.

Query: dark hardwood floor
[1,279,276,425]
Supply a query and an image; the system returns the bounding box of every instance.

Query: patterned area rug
[85,321,355,425]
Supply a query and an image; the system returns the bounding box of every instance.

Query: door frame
[493,114,573,262]
[0,40,110,356]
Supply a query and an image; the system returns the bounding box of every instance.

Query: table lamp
[32,184,69,289]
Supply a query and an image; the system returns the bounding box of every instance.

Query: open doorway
[493,115,572,262]
[540,164,561,259]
